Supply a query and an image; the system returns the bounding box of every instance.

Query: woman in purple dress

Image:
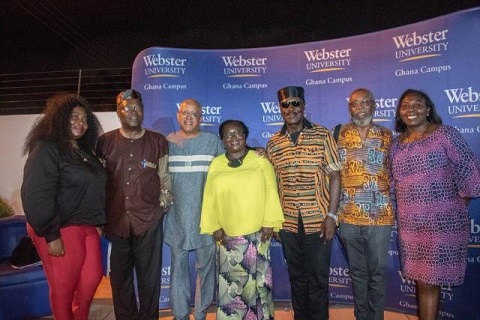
[390,89,480,320]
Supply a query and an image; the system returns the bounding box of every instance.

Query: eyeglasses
[70,113,88,124]
[349,100,374,108]
[280,100,303,109]
[400,103,426,111]
[178,111,200,118]
[118,105,142,114]
[224,131,245,139]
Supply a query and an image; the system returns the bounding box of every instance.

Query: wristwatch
[326,212,338,223]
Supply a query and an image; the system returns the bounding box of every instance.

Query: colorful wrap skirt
[217,231,274,320]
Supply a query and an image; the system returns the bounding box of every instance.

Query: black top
[21,140,107,242]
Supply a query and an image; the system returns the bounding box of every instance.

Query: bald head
[348,88,376,127]
[177,98,202,136]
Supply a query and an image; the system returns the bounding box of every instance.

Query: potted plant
[0,197,14,218]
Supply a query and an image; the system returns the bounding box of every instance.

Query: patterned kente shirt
[266,119,341,234]
[336,123,394,226]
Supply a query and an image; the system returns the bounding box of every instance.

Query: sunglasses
[280,100,303,109]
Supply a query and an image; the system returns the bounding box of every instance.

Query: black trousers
[280,216,332,320]
[109,218,163,320]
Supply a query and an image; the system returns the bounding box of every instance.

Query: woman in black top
[21,93,106,320]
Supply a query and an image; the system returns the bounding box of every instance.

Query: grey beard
[352,115,373,127]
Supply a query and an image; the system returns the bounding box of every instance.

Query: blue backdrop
[130,8,480,319]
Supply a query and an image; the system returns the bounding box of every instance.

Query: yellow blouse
[200,151,284,236]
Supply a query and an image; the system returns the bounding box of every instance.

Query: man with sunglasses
[96,89,173,320]
[335,88,393,320]
[266,86,341,320]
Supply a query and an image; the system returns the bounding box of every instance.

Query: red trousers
[28,224,103,320]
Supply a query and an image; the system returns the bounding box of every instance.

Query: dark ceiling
[1,0,479,73]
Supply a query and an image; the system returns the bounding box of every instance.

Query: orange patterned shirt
[336,123,394,226]
[267,119,341,234]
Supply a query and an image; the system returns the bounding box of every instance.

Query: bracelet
[326,212,338,222]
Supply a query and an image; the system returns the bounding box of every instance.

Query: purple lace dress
[390,125,480,286]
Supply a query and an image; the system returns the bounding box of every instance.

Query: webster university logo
[304,48,352,72]
[392,29,449,61]
[143,54,187,77]
[222,55,267,77]
[444,86,480,119]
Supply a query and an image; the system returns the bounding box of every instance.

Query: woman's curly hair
[23,93,103,156]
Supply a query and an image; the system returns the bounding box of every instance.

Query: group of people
[22,90,173,320]
[20,85,479,320]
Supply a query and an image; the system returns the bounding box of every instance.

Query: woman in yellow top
[200,120,284,320]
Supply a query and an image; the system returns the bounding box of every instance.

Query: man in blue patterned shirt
[164,99,224,320]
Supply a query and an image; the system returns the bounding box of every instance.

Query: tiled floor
[41,277,420,319]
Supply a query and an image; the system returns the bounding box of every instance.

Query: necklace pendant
[226,150,248,168]
[75,148,89,162]
[404,134,424,143]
